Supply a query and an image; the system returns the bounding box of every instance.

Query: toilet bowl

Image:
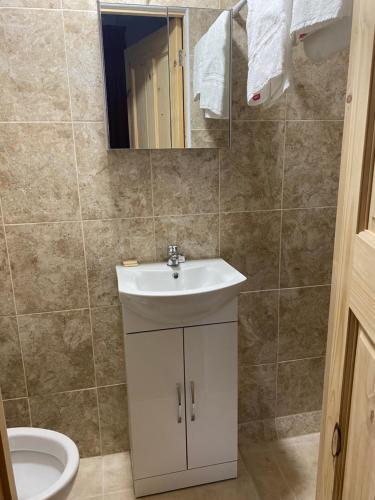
[7,427,80,500]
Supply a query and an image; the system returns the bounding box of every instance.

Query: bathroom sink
[116,258,246,324]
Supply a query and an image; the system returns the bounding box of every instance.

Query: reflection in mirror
[99,3,231,149]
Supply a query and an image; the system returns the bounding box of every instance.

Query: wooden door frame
[317,0,375,496]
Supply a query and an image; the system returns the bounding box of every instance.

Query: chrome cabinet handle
[177,383,182,423]
[190,381,196,421]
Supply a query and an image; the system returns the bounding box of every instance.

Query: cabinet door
[125,329,187,479]
[184,323,237,469]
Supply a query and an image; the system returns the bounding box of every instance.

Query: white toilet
[7,427,80,500]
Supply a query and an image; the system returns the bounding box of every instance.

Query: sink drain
[173,272,179,279]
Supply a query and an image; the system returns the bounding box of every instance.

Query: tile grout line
[274,96,288,431]
[0,283,332,323]
[2,205,338,227]
[0,197,32,425]
[149,150,157,261]
[60,8,103,456]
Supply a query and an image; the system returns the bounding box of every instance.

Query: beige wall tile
[98,384,129,454]
[279,286,330,361]
[155,214,219,260]
[18,309,95,395]
[3,398,31,428]
[239,291,278,365]
[280,208,336,288]
[220,211,281,291]
[74,122,152,220]
[30,388,100,457]
[151,149,219,216]
[220,121,284,212]
[283,121,343,209]
[84,218,155,307]
[63,0,95,8]
[277,357,325,416]
[63,10,104,120]
[232,62,286,121]
[239,363,276,422]
[0,0,61,6]
[276,410,322,439]
[0,226,15,316]
[0,124,79,224]
[0,316,26,399]
[287,45,349,120]
[91,306,126,386]
[150,0,219,6]
[191,129,229,148]
[0,9,70,121]
[7,222,88,314]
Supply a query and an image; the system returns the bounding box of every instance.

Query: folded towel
[193,11,231,119]
[291,0,353,41]
[246,0,293,107]
[303,16,352,62]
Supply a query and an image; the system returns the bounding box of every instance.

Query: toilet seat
[8,427,80,500]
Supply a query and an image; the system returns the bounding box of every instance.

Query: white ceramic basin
[116,258,246,324]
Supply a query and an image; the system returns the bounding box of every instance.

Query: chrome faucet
[167,245,185,267]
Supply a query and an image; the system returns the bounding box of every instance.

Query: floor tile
[71,434,320,500]
[67,456,102,499]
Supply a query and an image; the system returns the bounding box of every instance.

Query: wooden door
[125,25,171,149]
[317,0,375,497]
[125,329,187,480]
[184,323,237,469]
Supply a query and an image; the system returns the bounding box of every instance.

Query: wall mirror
[99,2,232,149]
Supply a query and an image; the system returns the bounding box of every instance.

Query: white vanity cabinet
[123,309,238,497]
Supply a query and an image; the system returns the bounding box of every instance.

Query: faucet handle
[168,244,178,255]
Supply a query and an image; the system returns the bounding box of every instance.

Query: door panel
[342,329,375,499]
[184,323,237,469]
[125,329,187,480]
[317,1,375,495]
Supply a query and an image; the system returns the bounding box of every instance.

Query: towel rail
[232,0,246,18]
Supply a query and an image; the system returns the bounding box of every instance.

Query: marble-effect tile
[91,306,126,387]
[220,121,284,212]
[7,222,88,314]
[74,123,152,220]
[155,214,219,261]
[0,124,79,224]
[238,291,278,365]
[98,384,129,455]
[0,9,70,121]
[18,309,95,395]
[0,316,26,399]
[84,218,155,307]
[220,211,281,291]
[30,389,100,458]
[151,149,219,216]
[279,286,330,361]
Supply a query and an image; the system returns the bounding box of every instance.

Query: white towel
[303,16,352,62]
[291,0,353,41]
[246,0,293,107]
[193,11,230,119]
